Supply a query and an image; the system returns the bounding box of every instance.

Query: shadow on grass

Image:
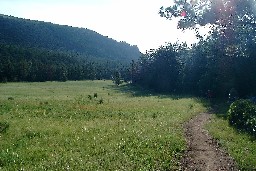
[208,99,230,119]
[106,83,215,113]
[107,83,236,114]
[106,83,153,97]
[106,83,198,100]
[106,83,256,139]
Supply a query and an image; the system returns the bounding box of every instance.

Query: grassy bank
[206,105,256,170]
[0,80,206,170]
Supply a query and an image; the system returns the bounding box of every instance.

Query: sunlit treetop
[159,0,256,30]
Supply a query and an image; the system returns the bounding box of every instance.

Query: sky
[0,0,200,52]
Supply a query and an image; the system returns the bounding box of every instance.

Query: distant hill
[0,14,140,62]
[0,14,140,82]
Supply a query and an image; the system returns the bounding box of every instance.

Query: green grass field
[206,111,256,170]
[2,81,255,170]
[0,80,207,170]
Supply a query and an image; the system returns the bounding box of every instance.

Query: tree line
[0,44,129,82]
[131,0,256,98]
[131,33,256,98]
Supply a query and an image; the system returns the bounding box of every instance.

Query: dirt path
[180,113,238,171]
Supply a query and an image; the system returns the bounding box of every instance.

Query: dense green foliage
[131,44,182,93]
[131,0,256,98]
[0,81,206,170]
[0,44,130,82]
[228,100,256,136]
[159,0,256,30]
[207,107,256,170]
[132,31,256,98]
[0,14,140,82]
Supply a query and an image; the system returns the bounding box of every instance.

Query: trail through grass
[0,81,206,170]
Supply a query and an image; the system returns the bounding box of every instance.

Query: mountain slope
[0,14,140,62]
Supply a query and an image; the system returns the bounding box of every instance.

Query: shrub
[7,97,14,100]
[98,98,103,104]
[0,122,9,133]
[112,71,122,86]
[88,95,92,100]
[228,99,256,136]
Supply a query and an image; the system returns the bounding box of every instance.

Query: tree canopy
[159,0,256,30]
[130,0,256,99]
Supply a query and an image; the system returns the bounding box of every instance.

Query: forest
[0,14,140,82]
[132,0,256,99]
[0,44,132,82]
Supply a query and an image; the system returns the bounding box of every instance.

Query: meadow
[0,80,207,170]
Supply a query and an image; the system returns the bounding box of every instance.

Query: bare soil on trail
[180,113,239,171]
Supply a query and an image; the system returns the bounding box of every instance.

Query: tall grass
[0,81,206,170]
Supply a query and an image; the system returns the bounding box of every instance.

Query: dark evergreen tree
[113,71,122,86]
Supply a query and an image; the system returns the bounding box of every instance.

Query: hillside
[0,14,140,62]
[0,14,140,82]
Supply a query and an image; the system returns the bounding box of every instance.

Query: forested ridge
[0,14,140,82]
[0,14,140,62]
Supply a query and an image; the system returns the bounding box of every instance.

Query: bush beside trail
[228,99,256,137]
